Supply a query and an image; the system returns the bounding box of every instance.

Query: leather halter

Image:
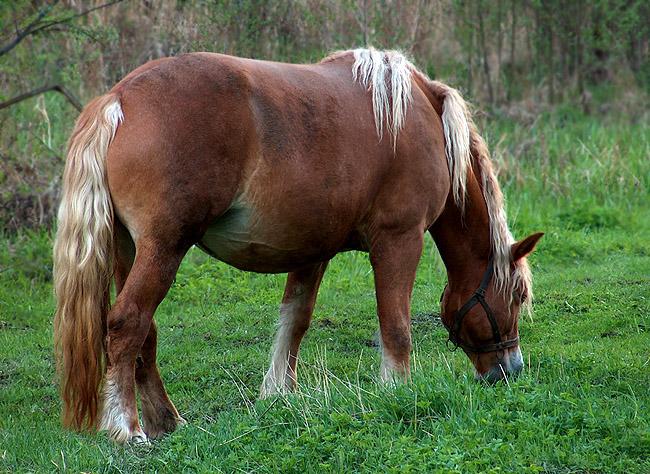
[444,257,519,353]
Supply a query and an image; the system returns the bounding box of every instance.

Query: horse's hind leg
[101,238,186,443]
[370,230,424,381]
[113,223,184,439]
[135,320,185,439]
[260,262,328,397]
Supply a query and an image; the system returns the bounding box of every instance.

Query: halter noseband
[445,257,519,354]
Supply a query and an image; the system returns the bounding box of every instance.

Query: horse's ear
[511,232,544,262]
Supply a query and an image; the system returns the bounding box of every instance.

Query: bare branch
[27,0,124,38]
[0,1,58,56]
[0,84,82,112]
[0,0,122,57]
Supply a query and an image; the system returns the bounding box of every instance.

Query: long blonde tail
[53,93,123,430]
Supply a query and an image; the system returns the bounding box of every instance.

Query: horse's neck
[431,168,491,287]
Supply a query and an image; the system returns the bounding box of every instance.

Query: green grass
[1,112,649,473]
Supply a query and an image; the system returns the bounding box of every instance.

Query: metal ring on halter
[445,338,459,351]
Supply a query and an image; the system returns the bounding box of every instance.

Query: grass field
[1,111,648,472]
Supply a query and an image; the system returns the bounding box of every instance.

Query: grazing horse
[53,48,542,443]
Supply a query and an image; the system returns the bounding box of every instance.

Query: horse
[53,48,542,443]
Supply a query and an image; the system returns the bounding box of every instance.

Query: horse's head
[439,232,543,383]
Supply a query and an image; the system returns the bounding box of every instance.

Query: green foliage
[450,0,650,103]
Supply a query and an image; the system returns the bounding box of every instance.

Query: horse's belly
[198,202,332,273]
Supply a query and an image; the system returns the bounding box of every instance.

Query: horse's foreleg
[370,230,424,382]
[101,241,184,443]
[260,261,328,397]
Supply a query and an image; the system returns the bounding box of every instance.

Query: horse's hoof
[143,410,186,439]
[130,432,150,445]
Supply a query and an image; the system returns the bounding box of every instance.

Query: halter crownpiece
[444,257,520,354]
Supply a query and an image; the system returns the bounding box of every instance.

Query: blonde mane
[323,47,414,143]
[350,48,413,142]
[324,48,532,309]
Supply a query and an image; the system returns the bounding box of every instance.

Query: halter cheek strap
[446,257,519,354]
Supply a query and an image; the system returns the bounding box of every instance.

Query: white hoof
[130,431,150,445]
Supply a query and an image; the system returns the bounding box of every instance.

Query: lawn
[1,111,648,473]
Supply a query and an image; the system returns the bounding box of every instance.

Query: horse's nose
[509,355,524,376]
[478,364,506,383]
[477,347,524,383]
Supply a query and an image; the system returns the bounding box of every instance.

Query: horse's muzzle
[476,346,524,383]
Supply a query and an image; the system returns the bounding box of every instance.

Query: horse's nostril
[478,360,522,384]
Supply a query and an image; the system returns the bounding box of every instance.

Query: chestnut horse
[53,49,542,443]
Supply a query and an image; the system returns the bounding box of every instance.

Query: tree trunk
[548,12,555,104]
[496,0,504,104]
[508,0,516,101]
[477,2,494,104]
